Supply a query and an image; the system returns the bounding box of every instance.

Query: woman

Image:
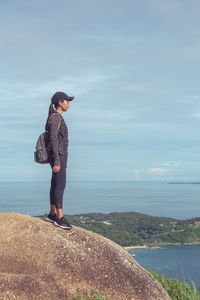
[45,91,74,229]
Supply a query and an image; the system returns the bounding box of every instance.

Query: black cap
[51,91,74,105]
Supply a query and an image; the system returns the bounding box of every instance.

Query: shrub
[149,270,200,300]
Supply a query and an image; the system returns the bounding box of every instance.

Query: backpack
[34,113,61,164]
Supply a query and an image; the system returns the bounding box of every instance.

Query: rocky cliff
[0,213,170,300]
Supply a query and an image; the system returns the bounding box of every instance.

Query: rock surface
[0,213,170,300]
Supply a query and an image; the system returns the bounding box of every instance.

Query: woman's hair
[48,103,55,116]
[54,100,63,109]
[45,100,64,131]
[48,100,64,117]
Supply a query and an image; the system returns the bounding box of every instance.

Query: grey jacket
[46,112,68,166]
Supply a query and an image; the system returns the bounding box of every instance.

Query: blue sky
[1,0,200,181]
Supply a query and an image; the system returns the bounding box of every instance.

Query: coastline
[124,245,148,250]
[124,241,200,250]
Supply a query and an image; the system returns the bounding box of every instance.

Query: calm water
[1,181,200,219]
[129,245,200,289]
[1,180,200,285]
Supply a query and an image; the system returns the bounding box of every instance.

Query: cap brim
[68,96,74,101]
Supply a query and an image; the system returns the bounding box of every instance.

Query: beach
[124,242,200,250]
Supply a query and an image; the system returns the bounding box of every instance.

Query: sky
[1,0,200,182]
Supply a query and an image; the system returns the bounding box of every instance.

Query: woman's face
[60,99,69,111]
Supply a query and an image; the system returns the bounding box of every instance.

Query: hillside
[54,212,200,247]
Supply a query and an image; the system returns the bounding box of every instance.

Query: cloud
[122,83,146,95]
[134,169,140,175]
[190,113,200,118]
[0,66,121,102]
[163,162,180,167]
[148,168,170,175]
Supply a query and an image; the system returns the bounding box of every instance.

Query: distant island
[167,182,200,184]
[40,212,200,247]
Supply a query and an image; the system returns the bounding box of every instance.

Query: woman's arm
[48,114,61,166]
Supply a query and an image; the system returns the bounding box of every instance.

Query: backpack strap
[48,112,61,131]
[45,113,62,151]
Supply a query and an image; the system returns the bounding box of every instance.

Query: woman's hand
[52,165,61,173]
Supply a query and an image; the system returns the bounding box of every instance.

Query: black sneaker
[54,217,72,230]
[44,213,58,223]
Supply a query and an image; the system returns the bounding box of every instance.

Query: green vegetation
[62,212,200,247]
[149,270,200,300]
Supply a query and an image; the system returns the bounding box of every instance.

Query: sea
[0,180,200,288]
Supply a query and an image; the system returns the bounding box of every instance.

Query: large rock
[0,213,170,300]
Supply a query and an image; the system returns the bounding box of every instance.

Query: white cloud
[148,168,170,175]
[163,162,180,167]
[0,67,119,103]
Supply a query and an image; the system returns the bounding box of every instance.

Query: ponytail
[45,103,56,131]
[48,103,55,117]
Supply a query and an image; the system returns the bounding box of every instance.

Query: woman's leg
[57,208,63,219]
[49,157,57,213]
[49,153,66,216]
[50,204,56,215]
[48,152,71,229]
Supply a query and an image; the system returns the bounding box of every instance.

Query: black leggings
[49,152,68,209]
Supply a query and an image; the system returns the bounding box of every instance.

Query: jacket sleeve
[48,114,61,166]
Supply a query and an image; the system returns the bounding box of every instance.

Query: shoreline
[124,241,200,250]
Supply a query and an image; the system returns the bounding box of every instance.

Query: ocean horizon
[1,180,200,219]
